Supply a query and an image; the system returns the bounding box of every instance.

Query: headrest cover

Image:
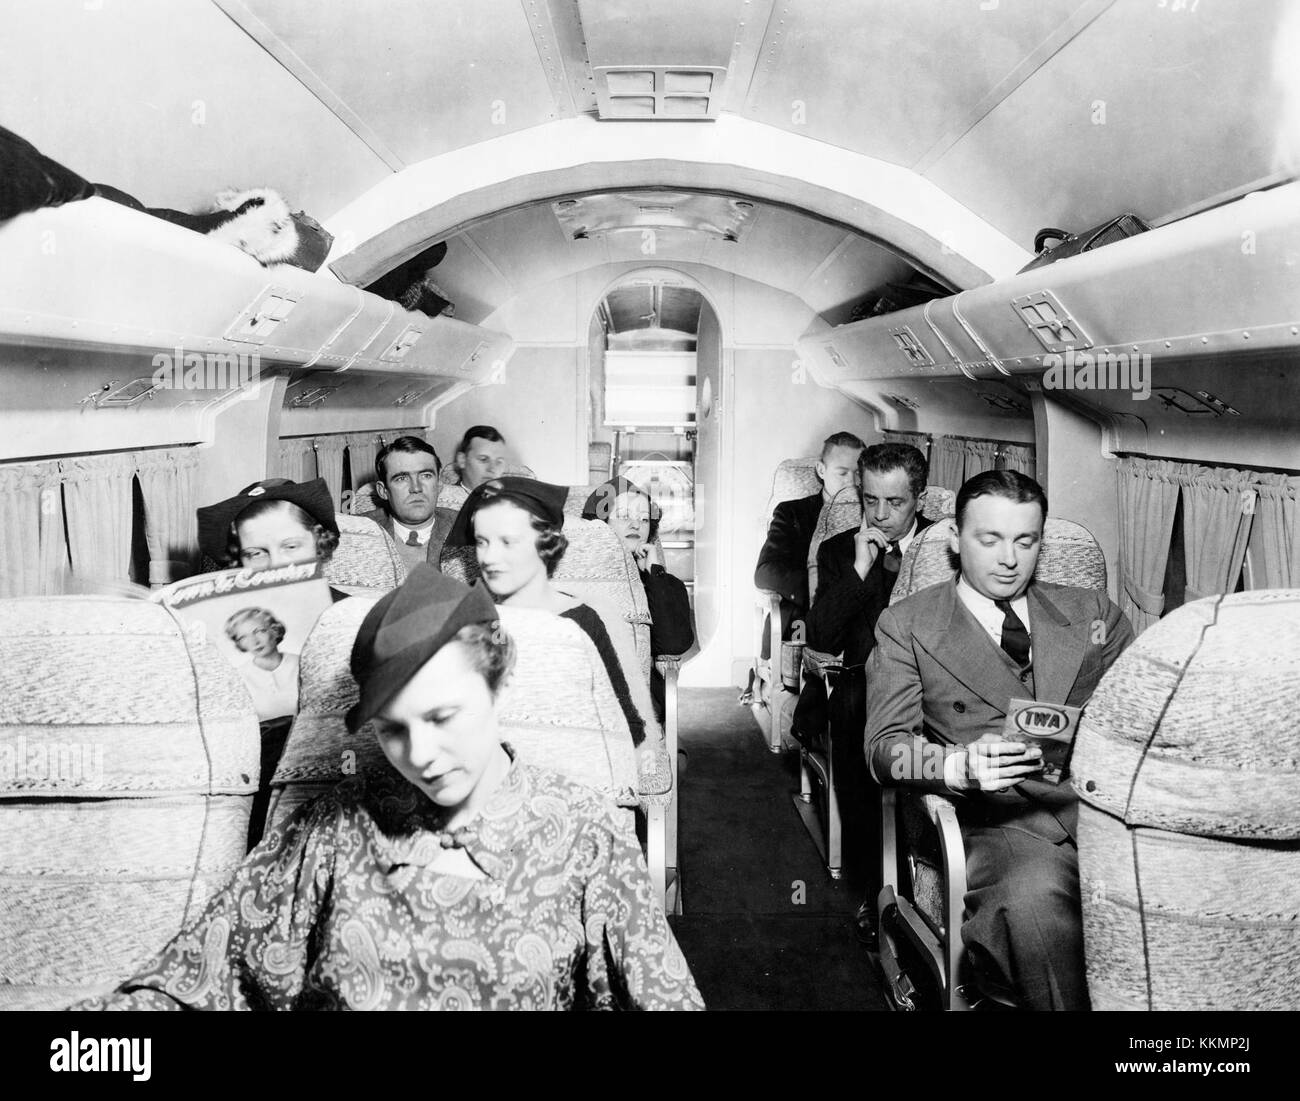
[196,477,338,564]
[444,476,567,548]
[346,565,500,734]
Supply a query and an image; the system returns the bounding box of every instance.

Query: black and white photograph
[0,0,1294,1068]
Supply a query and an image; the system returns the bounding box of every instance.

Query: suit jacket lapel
[912,583,1028,713]
[1027,584,1086,705]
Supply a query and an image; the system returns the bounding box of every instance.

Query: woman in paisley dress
[79,567,704,1011]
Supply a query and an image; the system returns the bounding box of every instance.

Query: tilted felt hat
[581,476,661,523]
[196,477,338,565]
[346,565,500,734]
[443,475,568,549]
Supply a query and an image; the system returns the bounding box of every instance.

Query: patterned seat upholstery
[0,597,259,1009]
[324,513,409,595]
[880,515,1107,1009]
[268,600,641,831]
[1073,589,1300,1010]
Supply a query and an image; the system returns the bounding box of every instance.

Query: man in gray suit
[865,470,1133,1010]
[359,436,458,572]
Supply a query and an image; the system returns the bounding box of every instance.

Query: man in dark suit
[797,443,932,936]
[753,431,865,656]
[865,470,1133,1010]
[359,436,458,572]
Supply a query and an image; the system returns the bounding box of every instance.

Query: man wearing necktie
[360,436,459,572]
[865,470,1133,1010]
[797,443,933,933]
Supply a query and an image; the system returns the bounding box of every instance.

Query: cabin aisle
[668,689,888,1011]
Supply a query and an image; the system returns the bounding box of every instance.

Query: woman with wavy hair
[79,568,702,1010]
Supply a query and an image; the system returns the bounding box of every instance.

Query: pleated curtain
[1249,474,1300,588]
[929,437,967,493]
[276,438,317,484]
[60,453,136,584]
[346,434,380,491]
[998,443,1036,477]
[964,439,999,480]
[0,460,65,597]
[1178,464,1258,603]
[313,436,347,510]
[882,431,930,463]
[1115,456,1182,633]
[135,448,200,585]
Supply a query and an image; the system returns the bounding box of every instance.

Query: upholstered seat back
[267,600,639,828]
[1072,589,1300,1010]
[891,516,1107,606]
[764,457,821,519]
[0,597,259,1009]
[324,513,409,594]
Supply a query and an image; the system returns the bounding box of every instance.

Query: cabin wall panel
[431,347,586,486]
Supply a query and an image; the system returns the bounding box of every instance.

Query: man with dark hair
[753,431,866,655]
[360,436,458,571]
[865,469,1133,1010]
[795,443,933,934]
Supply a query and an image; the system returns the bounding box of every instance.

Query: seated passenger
[197,477,340,575]
[197,477,343,844]
[76,568,704,1010]
[582,476,694,723]
[358,435,457,570]
[439,425,509,508]
[865,470,1133,1010]
[225,606,299,722]
[445,476,658,760]
[753,430,865,659]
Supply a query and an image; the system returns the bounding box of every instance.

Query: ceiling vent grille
[890,326,934,368]
[593,66,727,119]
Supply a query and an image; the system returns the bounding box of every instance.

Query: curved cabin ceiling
[3,0,1295,326]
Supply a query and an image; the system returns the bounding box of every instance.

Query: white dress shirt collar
[955,576,1031,651]
[392,517,435,546]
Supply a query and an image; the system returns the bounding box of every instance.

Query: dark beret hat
[443,476,568,549]
[196,478,339,565]
[580,476,661,523]
[346,565,500,735]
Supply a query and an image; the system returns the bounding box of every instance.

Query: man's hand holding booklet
[1001,698,1083,785]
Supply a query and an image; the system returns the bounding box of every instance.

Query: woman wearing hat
[444,476,659,762]
[582,477,694,723]
[196,477,340,574]
[78,568,703,1010]
[197,477,343,844]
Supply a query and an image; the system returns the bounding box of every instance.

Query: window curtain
[998,443,1036,477]
[882,431,930,463]
[60,453,136,584]
[964,439,999,479]
[135,448,199,586]
[346,434,380,491]
[313,436,347,510]
[1178,464,1257,603]
[929,437,967,493]
[0,460,65,597]
[276,437,317,484]
[1115,457,1182,633]
[1249,474,1300,588]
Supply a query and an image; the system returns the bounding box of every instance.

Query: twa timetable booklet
[154,561,332,721]
[1002,698,1083,785]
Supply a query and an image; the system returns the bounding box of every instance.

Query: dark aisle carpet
[668,688,888,1011]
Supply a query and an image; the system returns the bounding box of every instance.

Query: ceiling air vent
[593,66,727,120]
[1012,291,1093,353]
